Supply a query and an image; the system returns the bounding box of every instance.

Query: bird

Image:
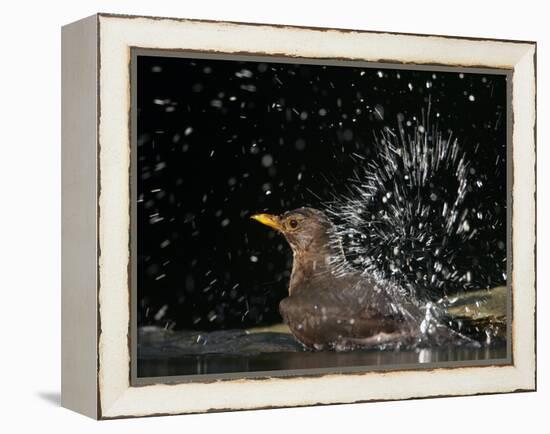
[251,207,438,351]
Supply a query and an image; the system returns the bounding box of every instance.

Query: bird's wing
[316,276,412,321]
[280,290,402,344]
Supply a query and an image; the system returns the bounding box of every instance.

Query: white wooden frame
[61,13,536,419]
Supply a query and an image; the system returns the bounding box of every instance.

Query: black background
[137,54,507,331]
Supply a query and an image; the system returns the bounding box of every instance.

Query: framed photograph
[61,13,536,419]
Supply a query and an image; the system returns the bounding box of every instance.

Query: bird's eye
[289,219,298,229]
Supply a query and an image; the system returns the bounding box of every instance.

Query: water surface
[137,326,507,379]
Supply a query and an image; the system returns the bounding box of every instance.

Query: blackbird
[251,207,427,351]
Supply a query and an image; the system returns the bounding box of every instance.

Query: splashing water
[324,110,507,346]
[326,111,504,300]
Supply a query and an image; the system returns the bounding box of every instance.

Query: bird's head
[251,207,335,255]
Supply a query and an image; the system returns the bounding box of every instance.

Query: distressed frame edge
[95,11,537,46]
[93,14,536,419]
[61,13,100,419]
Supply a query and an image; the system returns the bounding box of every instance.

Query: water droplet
[261,154,273,167]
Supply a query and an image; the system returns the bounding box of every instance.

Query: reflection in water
[137,326,507,379]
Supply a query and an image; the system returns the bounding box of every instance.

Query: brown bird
[251,207,426,351]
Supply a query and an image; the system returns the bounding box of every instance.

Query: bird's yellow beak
[250,213,283,232]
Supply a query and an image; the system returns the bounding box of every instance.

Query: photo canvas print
[133,52,509,381]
